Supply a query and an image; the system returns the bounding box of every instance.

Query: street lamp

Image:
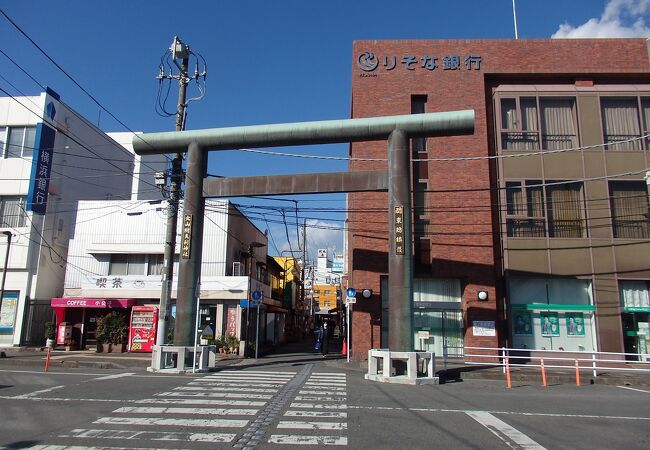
[244,241,266,357]
[0,231,13,318]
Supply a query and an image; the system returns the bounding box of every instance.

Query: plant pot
[102,343,113,353]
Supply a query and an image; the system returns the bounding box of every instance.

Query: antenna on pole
[512,0,519,39]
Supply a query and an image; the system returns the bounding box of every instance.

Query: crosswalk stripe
[113,406,258,416]
[58,428,236,443]
[217,370,295,375]
[189,381,284,387]
[268,435,348,446]
[94,416,249,428]
[298,390,346,396]
[295,396,346,402]
[136,398,266,406]
[277,421,347,430]
[290,402,347,409]
[156,392,272,399]
[284,410,347,419]
[302,386,346,391]
[174,386,277,393]
[29,446,188,450]
[310,372,346,376]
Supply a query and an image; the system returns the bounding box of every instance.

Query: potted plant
[96,312,129,353]
[224,334,238,354]
[44,321,56,348]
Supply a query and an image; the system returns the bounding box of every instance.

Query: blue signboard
[26,123,55,215]
[346,288,356,298]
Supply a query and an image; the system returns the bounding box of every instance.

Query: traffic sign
[346,287,356,298]
[345,297,356,305]
[252,290,263,301]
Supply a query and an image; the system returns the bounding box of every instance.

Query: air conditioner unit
[232,261,243,276]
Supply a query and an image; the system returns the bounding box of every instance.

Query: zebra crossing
[31,368,348,448]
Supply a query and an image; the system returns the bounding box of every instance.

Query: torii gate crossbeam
[133,110,474,354]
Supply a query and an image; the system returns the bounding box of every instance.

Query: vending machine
[128,306,158,352]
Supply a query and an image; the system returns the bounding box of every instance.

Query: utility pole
[155,36,190,347]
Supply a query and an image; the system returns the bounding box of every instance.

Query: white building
[0,90,157,347]
[58,199,270,349]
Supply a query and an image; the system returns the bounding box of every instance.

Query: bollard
[505,355,512,389]
[541,358,547,387]
[44,347,51,372]
[575,359,581,387]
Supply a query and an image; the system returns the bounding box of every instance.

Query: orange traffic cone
[341,337,347,356]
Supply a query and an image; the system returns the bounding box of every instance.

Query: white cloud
[272,219,343,261]
[552,0,650,38]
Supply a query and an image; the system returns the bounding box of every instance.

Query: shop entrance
[622,312,650,361]
[413,309,464,357]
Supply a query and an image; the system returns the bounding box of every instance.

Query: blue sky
[1,0,648,260]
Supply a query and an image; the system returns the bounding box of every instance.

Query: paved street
[0,352,649,450]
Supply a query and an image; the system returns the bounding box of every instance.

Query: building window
[147,254,164,275]
[610,181,650,239]
[600,97,649,150]
[1,126,36,159]
[109,254,146,276]
[506,181,586,238]
[0,196,27,228]
[499,97,578,151]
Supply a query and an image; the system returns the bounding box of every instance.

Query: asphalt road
[0,357,649,450]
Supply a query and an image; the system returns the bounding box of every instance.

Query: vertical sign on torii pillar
[133,111,474,361]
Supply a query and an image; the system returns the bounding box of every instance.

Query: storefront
[508,278,597,352]
[619,280,650,361]
[50,298,137,349]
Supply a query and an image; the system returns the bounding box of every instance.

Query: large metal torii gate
[133,110,474,353]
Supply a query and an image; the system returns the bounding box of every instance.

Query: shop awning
[51,298,137,309]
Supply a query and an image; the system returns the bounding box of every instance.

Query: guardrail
[441,345,650,387]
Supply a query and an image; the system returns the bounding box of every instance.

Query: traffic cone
[341,337,347,356]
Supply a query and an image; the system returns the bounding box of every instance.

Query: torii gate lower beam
[133,111,474,352]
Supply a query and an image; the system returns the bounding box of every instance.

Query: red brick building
[347,39,650,362]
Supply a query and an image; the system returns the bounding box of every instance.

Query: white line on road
[92,372,135,381]
[295,396,346,402]
[290,402,347,409]
[59,428,236,443]
[284,410,347,419]
[216,370,296,375]
[189,381,284,387]
[156,391,272,399]
[617,385,650,394]
[466,411,546,450]
[13,385,65,399]
[277,421,347,430]
[94,416,249,428]
[29,446,192,450]
[268,435,348,446]
[136,398,266,407]
[113,406,259,415]
[298,390,346,396]
[175,386,277,393]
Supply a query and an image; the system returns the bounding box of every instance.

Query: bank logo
[357,52,378,72]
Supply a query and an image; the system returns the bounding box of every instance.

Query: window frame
[497,95,579,152]
[2,125,37,159]
[599,95,649,151]
[0,196,27,228]
[505,180,587,239]
[609,180,650,239]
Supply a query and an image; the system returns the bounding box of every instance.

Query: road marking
[175,386,277,393]
[284,410,347,419]
[298,390,346,396]
[268,435,348,446]
[277,421,347,430]
[136,398,266,407]
[290,402,347,409]
[14,385,65,399]
[617,385,650,394]
[311,372,345,376]
[156,391,273,399]
[349,405,650,420]
[216,370,296,375]
[302,385,346,391]
[29,446,189,450]
[59,428,236,443]
[295,395,346,402]
[189,381,284,387]
[95,416,249,428]
[113,406,259,415]
[92,372,135,381]
[466,411,546,449]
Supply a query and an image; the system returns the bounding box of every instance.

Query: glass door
[414,309,464,357]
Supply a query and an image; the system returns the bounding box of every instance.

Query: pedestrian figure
[321,321,329,356]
